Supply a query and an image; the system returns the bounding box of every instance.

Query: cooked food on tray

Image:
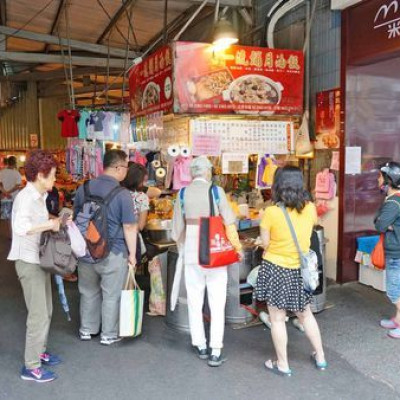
[321,133,339,148]
[187,70,233,101]
[230,76,279,104]
[143,83,160,108]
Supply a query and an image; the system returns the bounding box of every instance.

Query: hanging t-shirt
[57,109,80,137]
[120,113,131,144]
[78,110,90,140]
[103,112,115,141]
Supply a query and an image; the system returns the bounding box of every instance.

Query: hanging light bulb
[213,16,239,50]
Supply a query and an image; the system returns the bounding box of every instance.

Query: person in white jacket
[172,156,242,367]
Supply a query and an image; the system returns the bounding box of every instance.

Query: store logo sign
[374,1,400,39]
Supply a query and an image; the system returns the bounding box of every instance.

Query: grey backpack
[39,226,77,276]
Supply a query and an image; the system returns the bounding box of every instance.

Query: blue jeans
[386,258,400,304]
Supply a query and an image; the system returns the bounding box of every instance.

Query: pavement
[0,222,400,400]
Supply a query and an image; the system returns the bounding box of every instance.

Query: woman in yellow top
[254,166,326,376]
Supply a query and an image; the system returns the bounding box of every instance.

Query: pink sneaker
[388,328,400,339]
[380,318,400,329]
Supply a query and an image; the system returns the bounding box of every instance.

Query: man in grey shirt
[74,150,137,345]
[172,156,242,367]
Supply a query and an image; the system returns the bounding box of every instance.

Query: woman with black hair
[254,166,326,376]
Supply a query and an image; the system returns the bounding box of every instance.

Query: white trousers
[184,225,228,349]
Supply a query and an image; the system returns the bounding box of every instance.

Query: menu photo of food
[142,82,161,109]
[186,69,233,102]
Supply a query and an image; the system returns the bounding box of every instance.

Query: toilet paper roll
[156,167,166,179]
[152,160,161,169]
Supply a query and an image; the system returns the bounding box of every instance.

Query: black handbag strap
[278,203,304,268]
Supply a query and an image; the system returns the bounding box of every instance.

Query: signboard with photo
[315,89,341,150]
[174,42,304,116]
[129,45,174,117]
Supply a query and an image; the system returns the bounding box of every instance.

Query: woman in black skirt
[254,166,326,376]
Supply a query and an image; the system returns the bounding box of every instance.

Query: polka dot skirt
[254,260,312,312]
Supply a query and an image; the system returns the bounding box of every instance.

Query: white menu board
[190,119,293,155]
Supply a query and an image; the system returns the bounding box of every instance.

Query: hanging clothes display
[58,109,80,138]
[78,110,90,140]
[256,154,278,188]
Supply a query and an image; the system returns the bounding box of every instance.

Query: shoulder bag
[279,203,319,293]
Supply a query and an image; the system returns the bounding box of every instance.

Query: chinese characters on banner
[190,119,293,155]
[315,89,341,149]
[174,42,304,115]
[129,45,174,117]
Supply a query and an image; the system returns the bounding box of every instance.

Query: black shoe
[193,346,208,360]
[207,354,227,367]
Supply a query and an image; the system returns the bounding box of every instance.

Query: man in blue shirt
[74,150,137,345]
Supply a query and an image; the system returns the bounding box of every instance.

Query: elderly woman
[172,156,242,367]
[8,150,61,383]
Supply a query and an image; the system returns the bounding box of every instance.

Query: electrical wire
[0,0,56,46]
[64,1,75,108]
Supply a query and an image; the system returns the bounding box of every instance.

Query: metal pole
[173,0,209,41]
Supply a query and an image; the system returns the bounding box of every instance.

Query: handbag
[39,225,77,276]
[371,234,385,270]
[198,186,239,268]
[119,264,144,337]
[66,221,87,258]
[279,204,319,293]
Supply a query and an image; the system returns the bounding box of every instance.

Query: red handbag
[371,234,385,270]
[198,186,239,268]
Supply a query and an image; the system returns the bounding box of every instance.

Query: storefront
[338,0,400,285]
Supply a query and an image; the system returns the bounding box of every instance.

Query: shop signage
[174,42,304,115]
[30,133,38,148]
[129,45,174,117]
[315,89,341,150]
[190,119,293,154]
[222,153,249,174]
[346,0,400,64]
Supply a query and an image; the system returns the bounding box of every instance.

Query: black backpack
[74,181,124,264]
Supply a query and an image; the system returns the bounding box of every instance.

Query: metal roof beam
[0,25,139,59]
[96,0,136,44]
[0,51,127,68]
[0,67,122,82]
[39,82,125,97]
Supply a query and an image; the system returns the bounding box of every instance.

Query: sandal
[311,352,328,370]
[264,360,292,377]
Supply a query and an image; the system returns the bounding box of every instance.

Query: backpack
[74,181,124,264]
[39,226,77,276]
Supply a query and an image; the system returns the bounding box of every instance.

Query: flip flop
[264,360,292,377]
[311,352,328,370]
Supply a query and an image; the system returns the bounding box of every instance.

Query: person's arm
[138,210,148,231]
[123,223,138,266]
[375,201,400,232]
[27,219,60,234]
[260,228,271,250]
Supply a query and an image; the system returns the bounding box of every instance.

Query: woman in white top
[8,150,61,383]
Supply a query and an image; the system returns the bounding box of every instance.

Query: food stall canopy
[129,41,304,117]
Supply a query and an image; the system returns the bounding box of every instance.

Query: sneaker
[388,327,400,339]
[79,330,92,341]
[40,352,62,366]
[380,318,400,329]
[193,346,208,360]
[100,336,123,346]
[207,354,227,367]
[20,367,57,383]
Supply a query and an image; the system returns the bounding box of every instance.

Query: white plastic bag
[67,221,87,258]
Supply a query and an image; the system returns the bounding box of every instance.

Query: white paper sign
[222,153,249,174]
[330,151,340,171]
[345,147,361,175]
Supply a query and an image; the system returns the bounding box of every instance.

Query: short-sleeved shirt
[172,179,236,243]
[57,109,80,137]
[130,191,150,218]
[0,168,22,200]
[260,202,317,269]
[73,175,136,256]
